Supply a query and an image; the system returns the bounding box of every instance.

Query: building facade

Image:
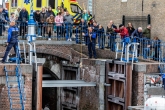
[78,0,165,40]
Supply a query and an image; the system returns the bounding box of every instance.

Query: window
[70,4,82,14]
[121,0,127,2]
[11,0,17,7]
[48,0,55,9]
[36,0,42,7]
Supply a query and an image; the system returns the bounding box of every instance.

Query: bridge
[0,39,163,110]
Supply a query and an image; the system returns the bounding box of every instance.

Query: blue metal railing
[1,22,165,62]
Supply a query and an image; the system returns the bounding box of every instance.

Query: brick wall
[132,63,159,106]
[0,65,32,110]
[77,0,165,41]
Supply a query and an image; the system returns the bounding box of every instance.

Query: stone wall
[79,58,106,110]
[0,64,32,110]
[77,0,165,40]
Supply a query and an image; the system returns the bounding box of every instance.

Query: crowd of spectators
[0,6,75,40]
[0,6,161,60]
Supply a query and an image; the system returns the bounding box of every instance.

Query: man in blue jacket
[1,21,19,63]
[131,27,143,40]
[83,27,97,59]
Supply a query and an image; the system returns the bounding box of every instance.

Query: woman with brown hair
[46,14,54,40]
[127,22,135,37]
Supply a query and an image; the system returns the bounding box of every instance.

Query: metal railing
[1,22,165,62]
[114,36,162,62]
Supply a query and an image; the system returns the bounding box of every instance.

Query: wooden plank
[36,64,43,110]
[105,62,110,110]
[117,82,124,110]
[125,63,132,110]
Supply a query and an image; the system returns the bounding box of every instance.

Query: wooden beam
[36,63,43,110]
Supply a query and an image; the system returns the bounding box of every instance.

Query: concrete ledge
[133,64,146,72]
[0,40,76,45]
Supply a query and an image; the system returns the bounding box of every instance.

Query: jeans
[65,24,73,40]
[20,22,27,38]
[2,42,19,62]
[110,34,116,51]
[56,26,63,40]
[0,24,3,36]
[98,35,105,49]
[88,41,96,58]
[84,36,87,45]
[143,48,150,59]
[40,23,46,36]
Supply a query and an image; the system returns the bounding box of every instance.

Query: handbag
[91,33,96,39]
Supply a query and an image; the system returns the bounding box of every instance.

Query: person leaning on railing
[131,27,143,41]
[127,22,135,37]
[114,24,129,39]
[0,7,7,36]
[131,27,143,56]
[143,24,151,39]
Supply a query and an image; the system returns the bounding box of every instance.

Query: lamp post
[24,0,36,42]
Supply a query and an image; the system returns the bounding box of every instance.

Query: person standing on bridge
[64,11,73,41]
[83,27,97,59]
[1,21,19,63]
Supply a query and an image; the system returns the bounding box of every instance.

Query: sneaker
[48,38,51,41]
